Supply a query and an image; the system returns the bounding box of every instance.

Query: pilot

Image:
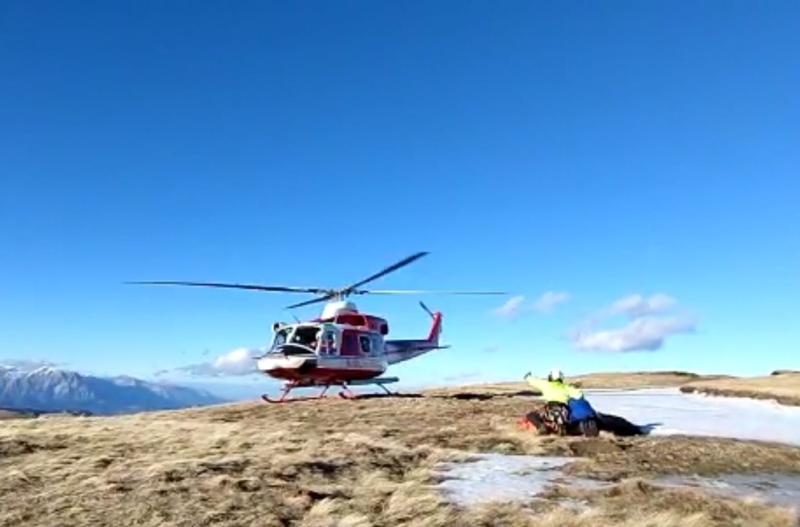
[308,329,320,350]
[323,333,336,355]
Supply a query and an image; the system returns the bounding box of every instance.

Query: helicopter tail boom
[426,312,442,346]
[383,306,447,365]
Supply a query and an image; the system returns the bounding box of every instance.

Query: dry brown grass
[426,371,717,397]
[569,371,719,389]
[1,388,799,526]
[681,372,800,406]
[0,409,30,420]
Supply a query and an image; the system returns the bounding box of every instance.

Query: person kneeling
[523,369,598,437]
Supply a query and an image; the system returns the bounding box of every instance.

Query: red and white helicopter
[131,252,504,402]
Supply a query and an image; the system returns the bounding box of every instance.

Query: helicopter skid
[261,383,332,404]
[262,377,399,403]
[261,393,330,404]
[338,385,356,399]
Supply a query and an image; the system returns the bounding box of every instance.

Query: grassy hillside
[0,409,34,420]
[2,382,800,526]
[681,372,800,406]
[426,371,715,397]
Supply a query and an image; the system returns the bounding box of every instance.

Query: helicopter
[129,252,505,402]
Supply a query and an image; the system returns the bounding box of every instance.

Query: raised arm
[523,372,549,392]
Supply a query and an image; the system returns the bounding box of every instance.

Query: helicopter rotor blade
[126,281,329,295]
[419,301,435,319]
[342,252,429,294]
[127,253,506,312]
[354,289,507,295]
[285,294,337,310]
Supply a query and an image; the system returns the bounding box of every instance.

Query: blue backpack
[567,398,596,423]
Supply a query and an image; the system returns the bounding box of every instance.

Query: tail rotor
[419,301,435,319]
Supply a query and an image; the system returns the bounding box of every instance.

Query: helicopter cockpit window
[371,335,383,355]
[359,335,371,355]
[290,326,320,350]
[320,330,338,356]
[271,328,290,350]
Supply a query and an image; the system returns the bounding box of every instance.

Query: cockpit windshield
[290,326,320,350]
[271,327,290,350]
[271,325,321,352]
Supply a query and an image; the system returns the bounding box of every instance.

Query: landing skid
[261,382,331,404]
[261,377,399,403]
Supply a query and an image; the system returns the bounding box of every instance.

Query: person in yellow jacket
[523,368,584,403]
[522,369,593,435]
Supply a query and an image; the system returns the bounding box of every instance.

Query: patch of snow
[437,453,800,514]
[435,454,601,506]
[657,473,800,512]
[586,388,800,446]
[437,389,800,509]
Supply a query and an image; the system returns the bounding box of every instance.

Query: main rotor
[128,252,506,309]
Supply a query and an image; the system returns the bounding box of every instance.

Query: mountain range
[0,365,226,415]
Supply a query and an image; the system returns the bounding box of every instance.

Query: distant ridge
[0,365,225,415]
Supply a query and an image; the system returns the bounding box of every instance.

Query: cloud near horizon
[533,291,571,313]
[493,291,570,318]
[571,316,696,352]
[157,348,263,378]
[570,293,695,352]
[492,295,526,318]
[609,293,676,318]
[0,358,60,371]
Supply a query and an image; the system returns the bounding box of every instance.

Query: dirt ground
[2,386,800,527]
[681,372,800,406]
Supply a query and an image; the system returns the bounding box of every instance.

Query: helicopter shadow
[351,393,425,400]
[429,390,540,401]
[353,390,540,401]
[259,390,541,403]
[638,422,663,435]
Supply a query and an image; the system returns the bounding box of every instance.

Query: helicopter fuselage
[256,303,443,387]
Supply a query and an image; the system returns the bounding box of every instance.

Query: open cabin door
[319,324,340,356]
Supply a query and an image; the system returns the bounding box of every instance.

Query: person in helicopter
[290,327,320,350]
[307,328,320,351]
[523,369,598,436]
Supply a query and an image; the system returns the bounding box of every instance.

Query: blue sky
[1,2,798,393]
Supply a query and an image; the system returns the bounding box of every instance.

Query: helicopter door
[340,330,360,356]
[319,327,339,356]
[371,334,384,356]
[358,335,372,356]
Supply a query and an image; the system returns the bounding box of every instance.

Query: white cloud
[533,291,570,313]
[493,292,570,319]
[492,295,526,319]
[570,293,695,353]
[159,348,263,378]
[609,293,676,318]
[571,316,695,352]
[0,359,60,371]
[211,348,261,375]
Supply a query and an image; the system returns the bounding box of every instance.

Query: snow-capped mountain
[0,366,225,415]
